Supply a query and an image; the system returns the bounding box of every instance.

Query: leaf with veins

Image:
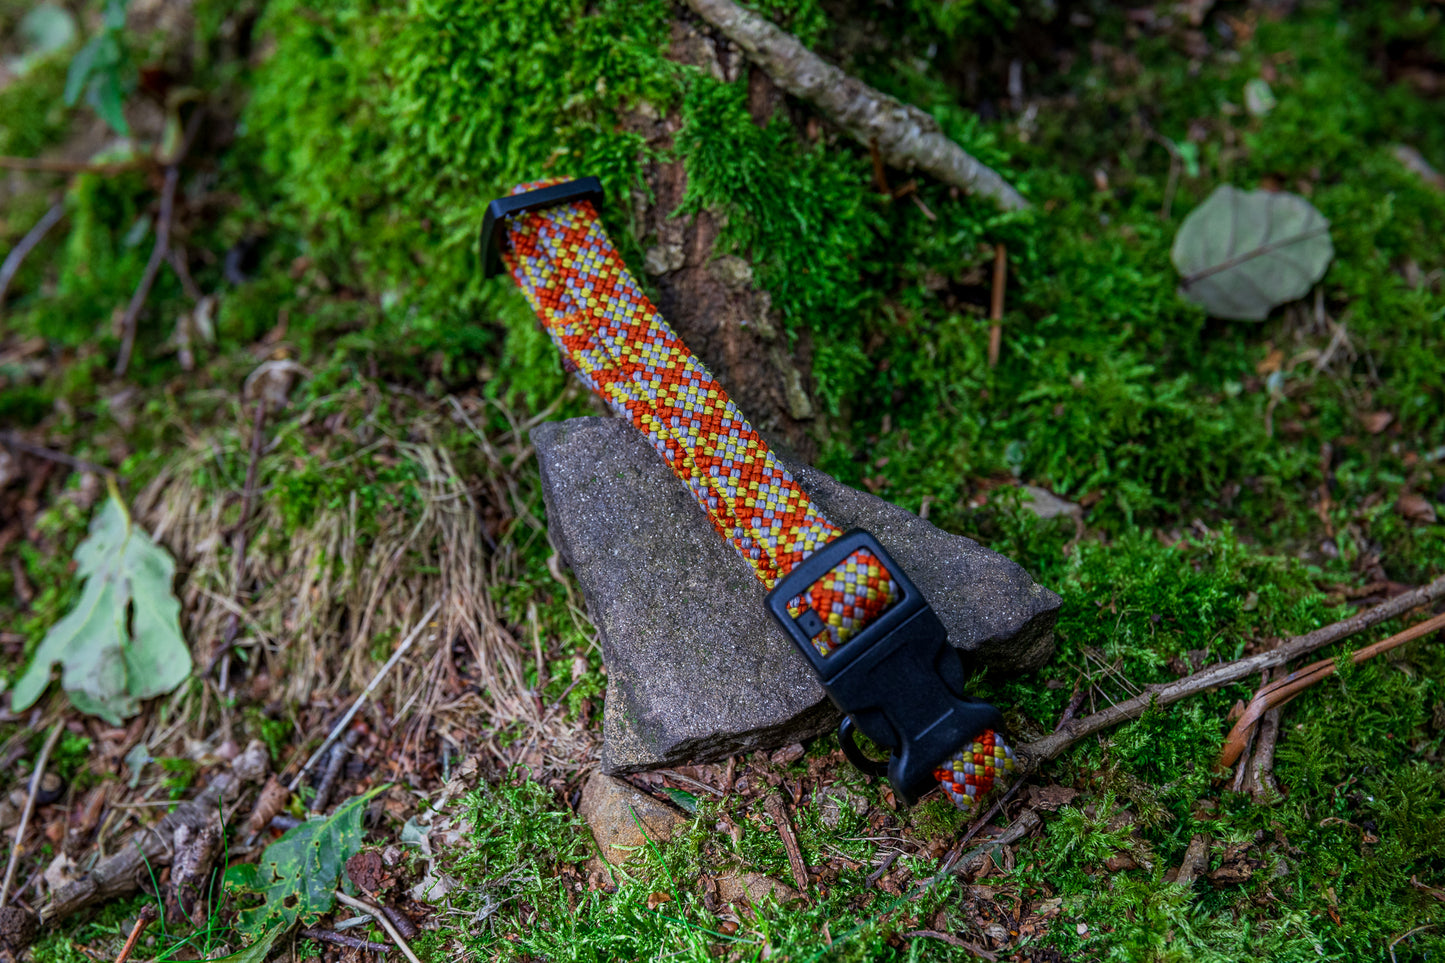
[11,489,191,724]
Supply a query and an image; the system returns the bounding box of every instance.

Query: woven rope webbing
[500,183,1012,806]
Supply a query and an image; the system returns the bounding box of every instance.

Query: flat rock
[534,416,1062,774]
[577,772,686,867]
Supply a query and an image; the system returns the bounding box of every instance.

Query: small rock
[535,417,1062,773]
[0,906,39,950]
[577,773,686,867]
[815,786,867,829]
[1018,485,1082,521]
[715,871,799,907]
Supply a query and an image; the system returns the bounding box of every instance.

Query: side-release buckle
[480,176,605,278]
[764,530,1003,806]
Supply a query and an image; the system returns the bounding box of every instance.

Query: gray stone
[533,416,1061,774]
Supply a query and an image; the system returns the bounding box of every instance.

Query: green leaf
[224,787,387,941]
[661,787,698,814]
[1171,185,1334,321]
[13,4,77,73]
[11,491,191,725]
[204,925,282,963]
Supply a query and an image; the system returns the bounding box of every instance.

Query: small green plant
[65,0,132,134]
[222,786,386,953]
[11,485,192,725]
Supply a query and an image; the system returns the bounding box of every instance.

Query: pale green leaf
[224,787,386,941]
[204,925,281,963]
[1171,185,1334,321]
[11,492,191,724]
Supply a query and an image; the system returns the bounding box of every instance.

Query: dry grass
[132,383,595,778]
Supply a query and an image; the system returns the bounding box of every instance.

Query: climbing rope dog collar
[483,178,1014,808]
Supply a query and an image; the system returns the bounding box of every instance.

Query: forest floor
[1,0,1444,960]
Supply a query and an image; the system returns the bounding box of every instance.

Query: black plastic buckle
[764,530,1003,806]
[479,176,605,279]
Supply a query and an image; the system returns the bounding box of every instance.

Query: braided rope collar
[498,182,1012,808]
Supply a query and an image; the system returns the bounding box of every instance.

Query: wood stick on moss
[1016,575,1445,770]
[1218,610,1445,769]
[987,243,1007,367]
[0,200,66,309]
[681,0,1029,211]
[114,164,179,377]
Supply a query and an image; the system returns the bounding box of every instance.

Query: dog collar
[483,178,1013,807]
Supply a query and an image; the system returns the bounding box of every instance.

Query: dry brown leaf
[1359,411,1394,434]
[1397,492,1438,524]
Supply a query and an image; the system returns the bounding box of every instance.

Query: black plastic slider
[480,177,605,279]
[764,529,1004,806]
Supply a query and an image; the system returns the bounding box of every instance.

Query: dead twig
[288,600,441,791]
[0,201,66,308]
[333,891,422,963]
[682,0,1027,210]
[0,432,113,478]
[0,156,142,175]
[114,165,180,377]
[987,243,1007,367]
[946,809,1043,878]
[903,930,997,959]
[1018,575,1445,770]
[111,904,157,963]
[1219,610,1445,769]
[312,727,361,814]
[300,928,392,953]
[764,794,809,893]
[0,721,64,907]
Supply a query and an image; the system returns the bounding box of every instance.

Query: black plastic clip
[480,177,605,279]
[764,529,1003,806]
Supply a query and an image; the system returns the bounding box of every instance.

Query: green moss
[0,53,72,157]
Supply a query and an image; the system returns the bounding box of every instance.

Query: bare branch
[682,0,1028,211]
[1017,575,1445,769]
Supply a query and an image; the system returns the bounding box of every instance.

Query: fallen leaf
[1030,785,1079,811]
[1359,411,1394,434]
[11,490,192,725]
[1172,185,1334,321]
[1397,492,1437,524]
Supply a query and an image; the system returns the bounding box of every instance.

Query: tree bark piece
[42,773,239,924]
[1017,575,1445,770]
[682,0,1029,211]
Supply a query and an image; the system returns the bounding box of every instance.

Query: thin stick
[0,201,65,307]
[333,891,422,963]
[300,927,392,953]
[288,600,440,791]
[0,432,113,477]
[0,721,65,906]
[903,931,997,959]
[114,165,180,376]
[1219,610,1445,768]
[111,904,157,963]
[683,0,1027,210]
[0,156,141,175]
[987,243,1006,367]
[1018,575,1445,769]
